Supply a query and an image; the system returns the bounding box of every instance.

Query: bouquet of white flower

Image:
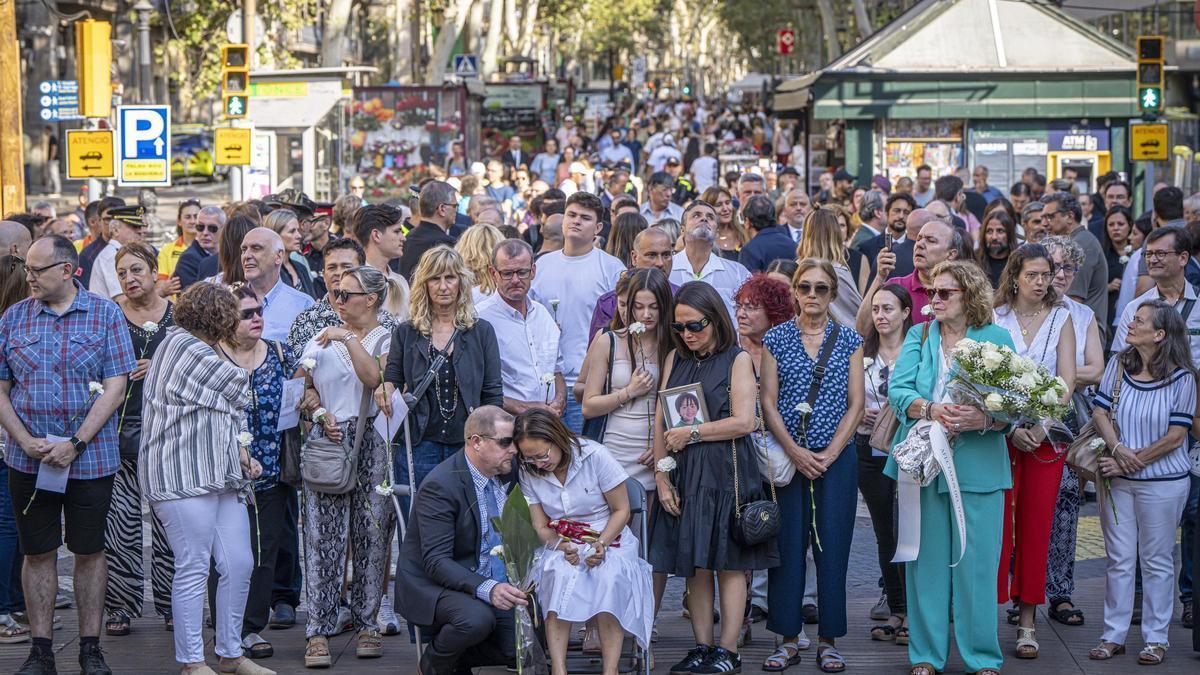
[947,338,1071,427]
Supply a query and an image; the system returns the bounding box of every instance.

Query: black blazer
[174,240,211,290]
[398,221,456,280]
[396,450,507,626]
[383,319,504,444]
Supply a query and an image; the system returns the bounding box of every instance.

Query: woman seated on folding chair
[513,409,654,675]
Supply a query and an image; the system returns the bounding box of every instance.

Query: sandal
[356,629,383,658]
[304,636,331,669]
[869,624,896,641]
[1048,599,1085,626]
[1005,606,1019,625]
[165,614,174,632]
[1137,643,1166,665]
[817,643,846,673]
[105,612,131,636]
[1089,641,1126,660]
[762,641,801,672]
[1015,627,1038,659]
[0,613,30,644]
[895,623,910,646]
[910,664,936,675]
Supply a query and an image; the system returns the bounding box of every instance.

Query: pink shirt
[892,271,932,324]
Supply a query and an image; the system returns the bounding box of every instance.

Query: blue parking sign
[117,105,172,187]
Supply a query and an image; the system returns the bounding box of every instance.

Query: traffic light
[75,20,112,118]
[1137,35,1165,114]
[221,44,249,119]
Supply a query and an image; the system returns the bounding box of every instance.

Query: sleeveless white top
[1063,298,1094,369]
[993,304,1071,376]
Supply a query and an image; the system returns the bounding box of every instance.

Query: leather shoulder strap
[803,323,841,407]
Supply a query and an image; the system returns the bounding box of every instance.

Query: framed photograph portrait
[660,383,707,430]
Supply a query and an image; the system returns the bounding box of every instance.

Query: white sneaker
[377,597,400,636]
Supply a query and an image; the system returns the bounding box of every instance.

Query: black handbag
[118,416,141,462]
[580,331,615,442]
[272,341,304,487]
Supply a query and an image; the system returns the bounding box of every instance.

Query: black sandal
[105,613,131,636]
[870,624,896,641]
[1048,599,1084,626]
[1006,606,1020,625]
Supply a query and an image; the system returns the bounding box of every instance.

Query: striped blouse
[138,328,252,502]
[1093,358,1196,481]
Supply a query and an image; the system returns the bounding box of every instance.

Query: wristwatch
[689,425,701,444]
[68,436,86,454]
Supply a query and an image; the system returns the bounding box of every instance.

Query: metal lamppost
[133,0,154,104]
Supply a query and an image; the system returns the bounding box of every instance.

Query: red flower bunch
[548,519,620,548]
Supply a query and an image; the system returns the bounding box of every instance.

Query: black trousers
[856,433,906,615]
[271,486,302,608]
[206,483,288,638]
[420,589,515,675]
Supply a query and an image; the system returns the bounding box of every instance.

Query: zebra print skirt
[104,458,175,618]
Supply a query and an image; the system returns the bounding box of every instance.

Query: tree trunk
[518,0,539,55]
[815,0,840,63]
[320,0,354,67]
[482,0,504,78]
[851,0,872,41]
[426,0,476,85]
[504,0,520,49]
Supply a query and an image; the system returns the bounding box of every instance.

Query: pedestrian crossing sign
[453,54,479,79]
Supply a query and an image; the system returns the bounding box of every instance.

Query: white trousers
[1099,476,1190,646]
[153,491,254,664]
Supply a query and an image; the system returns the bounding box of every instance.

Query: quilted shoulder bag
[1066,361,1122,483]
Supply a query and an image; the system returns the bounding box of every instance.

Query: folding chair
[562,477,651,675]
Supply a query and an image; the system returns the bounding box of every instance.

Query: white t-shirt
[530,247,626,386]
[647,145,682,175]
[690,156,719,195]
[89,240,122,300]
[1112,283,1200,367]
[476,295,563,402]
[303,325,391,422]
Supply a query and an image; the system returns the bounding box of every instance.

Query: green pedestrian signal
[224,94,248,119]
[1139,86,1163,113]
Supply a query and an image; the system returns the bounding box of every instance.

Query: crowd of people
[0,100,1198,675]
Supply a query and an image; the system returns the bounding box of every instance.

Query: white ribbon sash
[892,420,968,567]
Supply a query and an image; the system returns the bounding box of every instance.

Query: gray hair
[342,264,407,318]
[1184,194,1200,214]
[31,200,55,217]
[493,238,533,265]
[737,173,765,191]
[1020,201,1045,222]
[419,181,457,219]
[653,218,681,246]
[858,191,884,222]
[199,205,228,225]
[1041,234,1085,266]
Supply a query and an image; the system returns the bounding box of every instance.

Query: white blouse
[303,325,391,422]
[993,304,1072,377]
[520,439,630,531]
[1064,298,1094,369]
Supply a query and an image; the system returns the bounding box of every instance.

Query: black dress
[119,303,174,461]
[648,347,779,575]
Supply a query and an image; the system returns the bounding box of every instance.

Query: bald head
[632,227,674,276]
[904,209,940,240]
[0,221,33,258]
[925,200,951,222]
[241,227,285,288]
[543,214,564,240]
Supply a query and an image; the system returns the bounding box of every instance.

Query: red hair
[735,273,795,327]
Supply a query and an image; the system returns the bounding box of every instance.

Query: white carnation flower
[141,321,159,333]
[1119,255,1130,265]
[1123,244,1132,255]
[957,338,978,352]
[1089,438,1107,451]
[301,357,317,371]
[984,393,1004,411]
[88,381,104,395]
[795,402,812,415]
[656,456,677,472]
[921,305,934,317]
[627,321,646,335]
[238,431,253,446]
[1016,373,1039,391]
[862,357,875,369]
[981,350,1004,370]
[374,483,393,496]
[540,373,554,385]
[1039,388,1060,406]
[490,544,505,557]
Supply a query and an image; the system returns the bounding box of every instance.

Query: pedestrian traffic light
[75,20,112,118]
[221,44,250,120]
[1137,35,1165,114]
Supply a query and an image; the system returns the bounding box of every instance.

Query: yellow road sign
[214,128,252,165]
[1131,123,1169,161]
[65,129,114,179]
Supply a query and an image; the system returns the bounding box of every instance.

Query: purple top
[588,281,680,343]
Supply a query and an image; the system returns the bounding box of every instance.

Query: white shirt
[530,247,627,386]
[302,325,391,422]
[89,240,122,300]
[647,145,682,174]
[1114,247,1143,327]
[786,225,803,243]
[519,439,629,531]
[993,304,1073,376]
[669,249,751,320]
[477,295,564,403]
[690,156,719,194]
[639,201,683,225]
[1112,282,1200,366]
[1064,297,1095,369]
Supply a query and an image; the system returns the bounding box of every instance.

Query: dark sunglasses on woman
[670,317,711,334]
[796,282,831,297]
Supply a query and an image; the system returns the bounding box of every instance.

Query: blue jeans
[1179,473,1200,603]
[0,462,26,614]
[561,399,584,435]
[396,440,462,515]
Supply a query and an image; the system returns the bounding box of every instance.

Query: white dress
[520,440,654,648]
[993,304,1072,377]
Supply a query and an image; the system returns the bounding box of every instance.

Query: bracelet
[921,400,932,420]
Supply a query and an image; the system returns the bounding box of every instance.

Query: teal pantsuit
[906,483,1004,672]
[884,321,1015,672]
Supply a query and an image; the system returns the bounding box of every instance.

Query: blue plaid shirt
[466,457,506,603]
[0,282,136,479]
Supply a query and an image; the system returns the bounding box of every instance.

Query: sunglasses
[181,199,201,208]
[879,365,891,398]
[196,224,220,233]
[241,306,263,320]
[331,289,370,303]
[930,288,962,300]
[795,282,832,297]
[671,317,711,334]
[475,434,514,448]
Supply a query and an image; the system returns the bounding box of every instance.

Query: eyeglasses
[494,267,532,281]
[1022,271,1055,283]
[475,434,514,449]
[196,224,220,234]
[331,289,370,303]
[25,261,70,277]
[1055,264,1080,275]
[930,288,962,300]
[795,282,832,297]
[520,448,552,466]
[1144,248,1181,261]
[241,306,263,320]
[734,303,763,313]
[671,317,711,334]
